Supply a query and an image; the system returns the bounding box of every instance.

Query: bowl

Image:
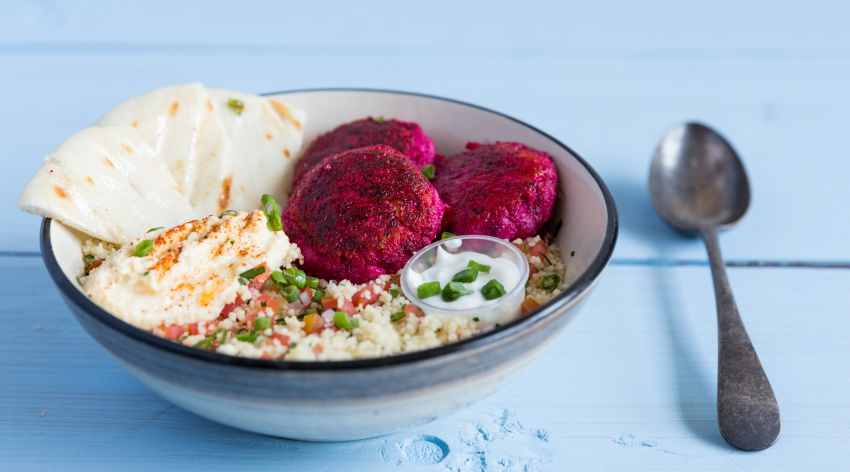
[40,88,618,441]
[400,235,530,324]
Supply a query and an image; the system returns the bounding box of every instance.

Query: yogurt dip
[401,236,529,325]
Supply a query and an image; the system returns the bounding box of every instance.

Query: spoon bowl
[649,122,751,232]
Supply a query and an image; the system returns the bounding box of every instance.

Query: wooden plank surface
[2,256,848,471]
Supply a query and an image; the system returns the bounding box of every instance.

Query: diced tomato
[352,285,379,306]
[163,324,185,340]
[219,295,243,318]
[249,269,271,290]
[313,344,324,354]
[528,262,539,274]
[521,297,540,315]
[187,322,200,336]
[303,313,324,334]
[320,295,337,310]
[404,303,424,317]
[383,274,400,291]
[255,292,283,314]
[271,333,290,346]
[528,240,548,257]
[338,299,355,315]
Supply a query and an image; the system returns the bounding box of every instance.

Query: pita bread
[99,83,207,196]
[18,126,195,244]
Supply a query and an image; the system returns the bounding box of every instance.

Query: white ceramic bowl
[42,89,618,441]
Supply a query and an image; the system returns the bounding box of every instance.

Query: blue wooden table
[2,1,849,470]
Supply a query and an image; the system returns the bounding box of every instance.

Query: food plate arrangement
[25,87,617,440]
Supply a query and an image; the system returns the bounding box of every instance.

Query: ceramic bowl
[41,89,618,441]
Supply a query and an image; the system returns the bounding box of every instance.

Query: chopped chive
[254,317,271,331]
[219,209,238,217]
[260,194,283,231]
[421,164,436,180]
[481,279,506,300]
[452,268,478,283]
[390,312,406,322]
[283,285,300,303]
[312,288,324,303]
[389,288,400,298]
[83,254,95,263]
[146,226,164,233]
[239,265,265,280]
[440,231,456,240]
[236,330,257,343]
[306,276,319,289]
[214,329,228,343]
[540,274,561,291]
[334,311,357,330]
[467,260,491,273]
[131,239,154,257]
[417,281,441,299]
[227,98,245,115]
[194,336,215,349]
[442,281,472,302]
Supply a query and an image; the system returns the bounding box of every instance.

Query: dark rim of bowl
[40,87,619,371]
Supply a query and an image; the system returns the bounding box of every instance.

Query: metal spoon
[649,122,780,451]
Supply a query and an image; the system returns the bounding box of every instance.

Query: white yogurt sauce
[405,247,522,321]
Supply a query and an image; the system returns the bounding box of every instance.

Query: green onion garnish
[306,276,320,289]
[254,317,271,331]
[452,268,478,283]
[440,231,456,240]
[442,281,473,302]
[334,311,358,330]
[270,270,286,285]
[481,279,506,300]
[417,281,441,299]
[219,209,238,218]
[194,336,215,349]
[312,288,324,302]
[285,267,307,288]
[236,330,257,343]
[239,265,265,280]
[261,194,283,231]
[389,288,400,298]
[372,116,385,124]
[227,98,245,115]
[390,312,406,322]
[421,164,436,180]
[283,285,300,303]
[540,274,561,291]
[131,239,154,257]
[146,226,163,233]
[83,254,95,263]
[467,260,491,273]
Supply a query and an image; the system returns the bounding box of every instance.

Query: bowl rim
[40,87,619,371]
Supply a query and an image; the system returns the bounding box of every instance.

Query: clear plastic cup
[400,235,529,324]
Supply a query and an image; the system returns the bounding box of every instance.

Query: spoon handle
[701,228,780,451]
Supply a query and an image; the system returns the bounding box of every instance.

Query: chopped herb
[227,98,245,115]
[441,231,456,240]
[372,116,385,123]
[83,254,95,263]
[270,270,286,285]
[289,342,297,349]
[285,267,307,288]
[238,277,249,286]
[442,281,473,302]
[334,311,357,330]
[214,329,228,343]
[417,281,441,299]
[421,164,436,180]
[131,239,154,257]
[452,268,478,283]
[306,276,320,289]
[146,226,163,233]
[254,317,271,331]
[260,194,283,231]
[570,250,576,257]
[481,279,506,300]
[239,265,265,280]
[236,330,257,343]
[390,311,406,322]
[540,274,561,291]
[467,260,491,273]
[389,288,400,298]
[194,337,215,349]
[220,209,238,218]
[312,288,324,303]
[143,271,150,276]
[283,285,300,303]
[473,316,480,322]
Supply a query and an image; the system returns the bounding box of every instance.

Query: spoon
[649,122,780,451]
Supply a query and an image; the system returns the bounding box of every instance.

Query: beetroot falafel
[434,142,558,240]
[293,117,435,183]
[284,145,444,282]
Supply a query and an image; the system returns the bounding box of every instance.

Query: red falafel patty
[293,117,436,183]
[284,145,445,282]
[434,142,558,240]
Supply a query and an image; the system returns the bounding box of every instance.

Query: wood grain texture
[2,1,849,470]
[2,256,849,471]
